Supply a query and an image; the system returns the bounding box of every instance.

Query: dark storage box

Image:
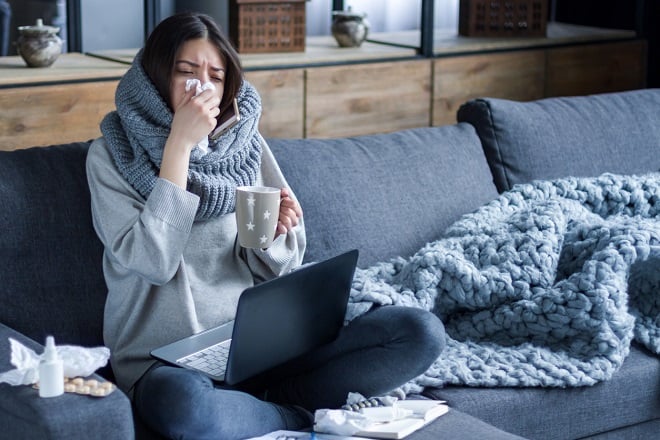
[459,0,547,37]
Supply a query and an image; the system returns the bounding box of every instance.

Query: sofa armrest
[0,323,134,440]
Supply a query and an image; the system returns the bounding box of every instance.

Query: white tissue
[185,78,217,155]
[185,78,216,96]
[314,409,374,436]
[313,393,409,436]
[0,338,110,386]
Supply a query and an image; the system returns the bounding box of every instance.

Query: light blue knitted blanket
[348,172,660,392]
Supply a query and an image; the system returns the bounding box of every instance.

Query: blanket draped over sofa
[348,172,660,392]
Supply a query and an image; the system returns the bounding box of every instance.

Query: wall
[171,0,229,33]
[80,0,143,52]
[307,0,460,35]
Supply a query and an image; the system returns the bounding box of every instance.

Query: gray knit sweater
[86,136,306,396]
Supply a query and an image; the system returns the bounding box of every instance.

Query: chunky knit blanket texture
[101,51,262,220]
[348,172,660,393]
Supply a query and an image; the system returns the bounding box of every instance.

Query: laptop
[151,249,359,385]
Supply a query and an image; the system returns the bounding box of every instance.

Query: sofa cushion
[268,124,499,267]
[0,323,134,440]
[406,407,525,440]
[0,143,107,350]
[458,88,660,192]
[424,345,660,439]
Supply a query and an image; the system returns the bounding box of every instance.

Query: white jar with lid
[16,18,63,68]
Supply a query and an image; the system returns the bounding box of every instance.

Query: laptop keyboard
[177,339,232,377]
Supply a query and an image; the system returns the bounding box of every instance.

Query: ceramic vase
[16,18,63,68]
[332,8,370,48]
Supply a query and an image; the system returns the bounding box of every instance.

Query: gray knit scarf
[100,51,262,220]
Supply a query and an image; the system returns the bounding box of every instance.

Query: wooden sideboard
[0,53,128,150]
[431,39,646,125]
[0,23,647,150]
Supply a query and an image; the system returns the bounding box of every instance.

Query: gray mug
[235,186,281,249]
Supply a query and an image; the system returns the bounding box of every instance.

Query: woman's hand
[276,188,302,237]
[159,87,221,188]
[170,87,221,150]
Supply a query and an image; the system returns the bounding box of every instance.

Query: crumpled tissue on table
[314,392,411,436]
[0,338,110,386]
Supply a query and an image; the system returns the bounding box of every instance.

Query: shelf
[74,23,637,72]
[240,36,418,69]
[368,22,638,56]
[86,35,418,71]
[0,52,129,88]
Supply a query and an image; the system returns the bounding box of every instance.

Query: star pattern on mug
[237,189,279,248]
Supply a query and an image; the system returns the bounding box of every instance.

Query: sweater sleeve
[242,136,307,280]
[86,138,200,285]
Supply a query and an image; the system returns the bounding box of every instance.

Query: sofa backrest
[458,88,660,193]
[0,142,107,349]
[0,125,496,355]
[268,124,499,268]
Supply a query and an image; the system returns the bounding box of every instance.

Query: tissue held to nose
[185,78,216,97]
[185,79,217,154]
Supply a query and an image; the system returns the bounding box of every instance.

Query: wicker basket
[229,0,306,53]
[459,0,548,37]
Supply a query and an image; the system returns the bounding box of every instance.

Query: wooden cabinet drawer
[546,40,647,97]
[246,69,304,139]
[433,50,546,126]
[305,60,431,138]
[0,80,118,150]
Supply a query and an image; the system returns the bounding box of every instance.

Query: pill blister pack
[341,397,386,412]
[34,377,116,397]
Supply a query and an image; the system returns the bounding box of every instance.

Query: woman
[87,12,445,439]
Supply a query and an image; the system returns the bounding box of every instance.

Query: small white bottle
[38,336,64,398]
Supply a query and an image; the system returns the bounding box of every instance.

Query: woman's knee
[380,306,446,361]
[135,365,216,438]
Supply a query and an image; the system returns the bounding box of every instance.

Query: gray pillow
[0,143,107,350]
[458,89,660,192]
[268,125,498,267]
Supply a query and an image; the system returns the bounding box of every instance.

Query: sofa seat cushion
[0,323,134,440]
[406,407,526,440]
[424,344,660,439]
[458,88,660,192]
[268,125,499,268]
[0,143,107,349]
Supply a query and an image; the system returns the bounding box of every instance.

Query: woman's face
[169,38,226,111]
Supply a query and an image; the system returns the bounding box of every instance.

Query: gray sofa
[1,88,659,439]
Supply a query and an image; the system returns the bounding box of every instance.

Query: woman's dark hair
[141,12,243,118]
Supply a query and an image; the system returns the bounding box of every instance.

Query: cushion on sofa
[425,345,660,440]
[0,323,134,440]
[458,88,660,192]
[405,407,526,440]
[584,419,660,439]
[0,143,107,350]
[268,124,499,268]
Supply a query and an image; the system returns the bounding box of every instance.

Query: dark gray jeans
[134,306,445,439]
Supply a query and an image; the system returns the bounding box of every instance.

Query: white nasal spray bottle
[39,336,64,398]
